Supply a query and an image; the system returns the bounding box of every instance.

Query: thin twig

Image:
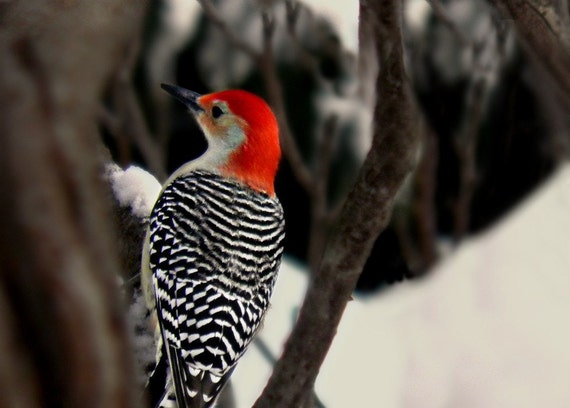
[453,75,486,240]
[451,11,510,241]
[113,79,168,181]
[307,114,339,274]
[257,9,314,192]
[101,34,168,181]
[413,121,438,271]
[121,272,141,289]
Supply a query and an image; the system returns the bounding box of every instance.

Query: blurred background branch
[488,0,570,102]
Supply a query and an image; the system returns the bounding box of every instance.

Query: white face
[193,100,247,169]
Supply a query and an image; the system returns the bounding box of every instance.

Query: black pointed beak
[161,84,204,113]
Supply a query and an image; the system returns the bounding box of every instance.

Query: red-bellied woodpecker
[142,84,285,408]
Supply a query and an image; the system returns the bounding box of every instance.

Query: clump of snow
[126,288,157,387]
[233,162,570,407]
[106,164,162,218]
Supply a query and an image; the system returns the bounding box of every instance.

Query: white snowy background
[114,155,570,407]
[119,1,570,407]
[233,162,570,408]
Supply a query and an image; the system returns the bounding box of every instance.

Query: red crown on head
[201,90,281,196]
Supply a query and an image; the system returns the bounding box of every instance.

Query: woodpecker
[142,84,285,408]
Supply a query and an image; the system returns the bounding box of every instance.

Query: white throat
[164,121,246,187]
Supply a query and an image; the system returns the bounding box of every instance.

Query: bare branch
[256,11,315,192]
[525,0,570,47]
[285,0,302,31]
[110,77,168,182]
[487,0,570,103]
[307,115,340,274]
[253,0,420,405]
[453,76,487,240]
[101,29,168,181]
[413,123,439,271]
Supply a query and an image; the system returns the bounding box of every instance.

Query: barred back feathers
[148,170,285,408]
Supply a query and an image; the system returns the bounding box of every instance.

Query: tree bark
[487,0,570,102]
[253,0,420,406]
[0,1,147,407]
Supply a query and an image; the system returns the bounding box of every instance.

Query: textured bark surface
[487,0,570,102]
[253,1,420,406]
[0,1,147,407]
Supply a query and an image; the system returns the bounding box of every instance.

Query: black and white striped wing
[148,171,285,407]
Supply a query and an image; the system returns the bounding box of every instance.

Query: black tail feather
[146,344,168,408]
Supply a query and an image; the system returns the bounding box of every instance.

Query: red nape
[204,90,281,196]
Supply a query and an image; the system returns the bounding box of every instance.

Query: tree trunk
[0,1,147,407]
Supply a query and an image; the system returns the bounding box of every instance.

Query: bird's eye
[212,106,224,119]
